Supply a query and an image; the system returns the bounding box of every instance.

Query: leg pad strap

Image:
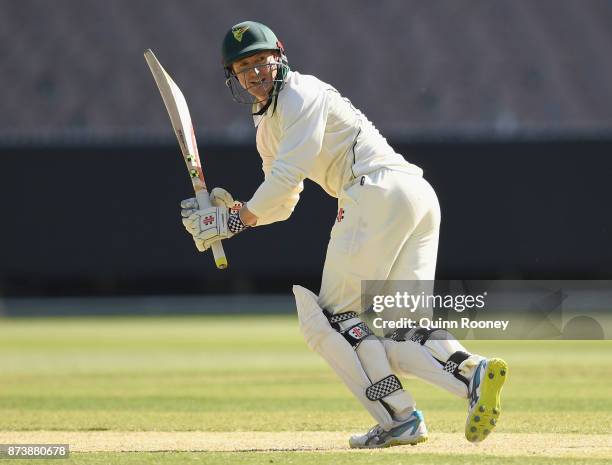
[365,374,403,401]
[325,310,373,349]
[390,326,436,344]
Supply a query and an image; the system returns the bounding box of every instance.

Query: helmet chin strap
[252,90,275,116]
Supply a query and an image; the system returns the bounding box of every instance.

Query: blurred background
[1,0,612,314]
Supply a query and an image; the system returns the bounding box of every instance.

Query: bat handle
[196,189,228,269]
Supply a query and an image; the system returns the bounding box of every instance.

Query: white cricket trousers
[316,169,471,403]
[318,168,441,315]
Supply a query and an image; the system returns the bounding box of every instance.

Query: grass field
[0,315,610,464]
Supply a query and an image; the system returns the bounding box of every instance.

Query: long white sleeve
[256,156,304,225]
[247,85,328,219]
[255,181,303,225]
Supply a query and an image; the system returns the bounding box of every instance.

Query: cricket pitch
[0,431,610,458]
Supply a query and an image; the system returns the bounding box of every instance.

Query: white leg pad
[294,285,406,430]
[383,330,485,398]
[354,336,416,420]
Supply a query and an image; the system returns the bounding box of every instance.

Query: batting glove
[180,188,249,252]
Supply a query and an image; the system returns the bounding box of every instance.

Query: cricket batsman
[180,21,508,448]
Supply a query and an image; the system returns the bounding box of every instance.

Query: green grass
[6,452,612,465]
[0,315,610,464]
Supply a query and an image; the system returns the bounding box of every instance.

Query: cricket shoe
[465,358,508,443]
[349,410,428,449]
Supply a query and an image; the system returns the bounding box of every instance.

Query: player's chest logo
[336,208,345,223]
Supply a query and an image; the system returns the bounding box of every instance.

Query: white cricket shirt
[248,71,422,225]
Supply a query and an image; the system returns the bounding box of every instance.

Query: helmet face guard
[225,60,289,105]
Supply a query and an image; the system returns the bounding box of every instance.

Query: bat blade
[144,49,228,269]
[144,49,205,191]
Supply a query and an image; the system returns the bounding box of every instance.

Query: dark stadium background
[1,0,611,307]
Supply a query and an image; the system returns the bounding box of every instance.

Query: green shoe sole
[465,358,508,443]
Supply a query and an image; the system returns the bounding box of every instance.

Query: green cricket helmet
[222,21,289,106]
[222,21,286,68]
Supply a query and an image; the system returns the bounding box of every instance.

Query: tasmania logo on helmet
[232,25,249,42]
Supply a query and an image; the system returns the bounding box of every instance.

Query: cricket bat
[144,49,228,269]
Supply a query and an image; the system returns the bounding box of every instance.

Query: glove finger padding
[181,209,198,218]
[181,215,200,235]
[180,188,233,217]
[193,237,208,252]
[180,198,198,209]
[210,187,235,208]
[180,198,199,218]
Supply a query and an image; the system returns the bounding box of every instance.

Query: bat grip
[196,189,228,269]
